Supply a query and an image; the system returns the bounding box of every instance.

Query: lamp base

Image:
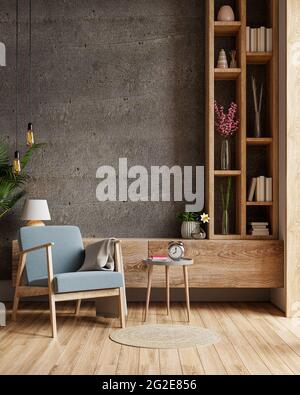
[26,220,45,227]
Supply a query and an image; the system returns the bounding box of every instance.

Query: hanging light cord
[15,0,19,151]
[29,0,32,122]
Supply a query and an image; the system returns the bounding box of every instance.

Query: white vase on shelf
[181,221,200,240]
[217,5,235,22]
[217,49,228,69]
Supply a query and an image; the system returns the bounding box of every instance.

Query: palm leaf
[21,143,44,169]
[0,140,9,167]
[0,190,25,219]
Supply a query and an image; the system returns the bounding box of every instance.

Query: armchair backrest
[19,226,85,283]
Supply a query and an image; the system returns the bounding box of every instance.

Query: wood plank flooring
[0,302,299,375]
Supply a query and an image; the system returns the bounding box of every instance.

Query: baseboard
[0,280,271,303]
[126,288,271,302]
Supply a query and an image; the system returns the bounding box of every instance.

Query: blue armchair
[12,226,126,338]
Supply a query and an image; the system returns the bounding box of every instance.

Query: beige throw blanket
[78,238,117,272]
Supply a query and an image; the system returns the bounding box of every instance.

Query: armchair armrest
[20,242,54,255]
[114,240,124,274]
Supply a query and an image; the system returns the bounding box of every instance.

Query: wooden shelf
[247,137,273,145]
[214,21,241,36]
[212,234,242,240]
[247,201,273,206]
[215,68,241,80]
[214,170,242,177]
[247,52,273,64]
[206,0,278,240]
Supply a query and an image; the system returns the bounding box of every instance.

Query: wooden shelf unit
[246,52,273,64]
[214,68,241,80]
[206,0,279,240]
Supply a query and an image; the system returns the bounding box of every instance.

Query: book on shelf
[258,27,266,52]
[247,26,272,53]
[266,28,273,52]
[250,222,270,236]
[256,176,266,202]
[248,177,273,203]
[248,178,257,202]
[266,178,273,202]
[250,28,257,52]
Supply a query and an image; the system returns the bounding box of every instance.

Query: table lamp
[21,199,51,226]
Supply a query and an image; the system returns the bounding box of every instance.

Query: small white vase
[181,222,200,240]
[217,5,235,22]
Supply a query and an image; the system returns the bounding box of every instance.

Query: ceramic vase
[217,5,235,22]
[181,221,200,239]
[217,49,228,69]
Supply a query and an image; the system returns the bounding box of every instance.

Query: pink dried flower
[214,101,239,138]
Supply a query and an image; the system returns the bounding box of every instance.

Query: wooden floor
[0,302,300,375]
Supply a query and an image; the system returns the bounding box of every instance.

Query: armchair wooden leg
[49,293,57,339]
[12,292,19,322]
[75,300,81,316]
[119,288,126,329]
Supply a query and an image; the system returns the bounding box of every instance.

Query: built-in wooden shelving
[214,21,241,36]
[214,170,242,177]
[246,201,273,206]
[215,68,241,80]
[206,0,279,240]
[247,52,273,64]
[247,137,273,145]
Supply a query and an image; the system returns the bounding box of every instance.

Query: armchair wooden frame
[12,240,126,338]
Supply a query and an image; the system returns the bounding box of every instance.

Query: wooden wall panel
[12,239,283,289]
[149,240,283,289]
[286,0,300,317]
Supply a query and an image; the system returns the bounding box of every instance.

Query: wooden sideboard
[12,238,284,289]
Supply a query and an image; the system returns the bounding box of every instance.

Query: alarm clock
[168,241,185,261]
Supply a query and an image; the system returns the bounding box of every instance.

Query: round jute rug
[109,324,220,349]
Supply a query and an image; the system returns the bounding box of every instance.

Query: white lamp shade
[22,200,51,221]
[0,42,6,67]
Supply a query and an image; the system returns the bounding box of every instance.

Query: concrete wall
[0,0,205,280]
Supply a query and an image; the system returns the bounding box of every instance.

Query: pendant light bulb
[12,151,21,174]
[26,123,34,146]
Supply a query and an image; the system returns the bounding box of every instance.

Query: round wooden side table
[143,258,194,322]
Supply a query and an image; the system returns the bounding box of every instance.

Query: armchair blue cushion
[29,271,124,293]
[19,226,85,285]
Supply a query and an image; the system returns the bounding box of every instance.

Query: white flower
[200,213,210,224]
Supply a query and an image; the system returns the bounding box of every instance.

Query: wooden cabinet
[12,238,284,289]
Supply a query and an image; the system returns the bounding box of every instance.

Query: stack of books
[148,256,172,263]
[246,26,273,52]
[248,176,273,202]
[250,222,270,237]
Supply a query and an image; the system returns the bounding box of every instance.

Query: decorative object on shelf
[217,5,235,22]
[192,212,210,240]
[214,101,239,170]
[177,212,209,240]
[221,177,232,235]
[217,49,228,69]
[251,75,263,138]
[21,199,51,226]
[168,241,185,260]
[0,42,6,67]
[250,222,270,237]
[229,50,237,68]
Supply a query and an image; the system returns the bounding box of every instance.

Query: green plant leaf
[0,140,9,167]
[21,143,44,169]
